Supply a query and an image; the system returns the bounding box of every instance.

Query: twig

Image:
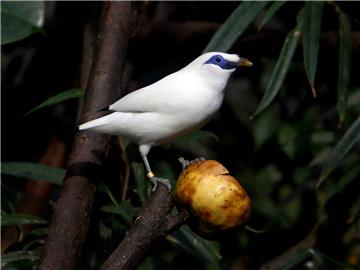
[259,224,319,270]
[37,3,137,270]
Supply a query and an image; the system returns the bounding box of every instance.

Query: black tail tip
[99,106,110,112]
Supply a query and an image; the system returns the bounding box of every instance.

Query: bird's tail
[79,114,113,131]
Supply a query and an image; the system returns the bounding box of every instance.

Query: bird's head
[187,52,252,89]
[204,52,252,70]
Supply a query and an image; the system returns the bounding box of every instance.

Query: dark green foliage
[1,162,65,185]
[253,28,301,116]
[1,250,41,270]
[318,115,360,187]
[203,1,268,53]
[337,12,352,126]
[1,213,48,227]
[24,88,83,116]
[302,1,324,97]
[1,1,44,45]
[258,1,286,31]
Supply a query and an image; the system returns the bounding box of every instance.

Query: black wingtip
[99,106,110,112]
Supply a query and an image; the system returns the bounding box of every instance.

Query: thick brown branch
[37,3,137,270]
[100,185,189,270]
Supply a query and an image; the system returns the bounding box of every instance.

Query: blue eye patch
[205,55,238,70]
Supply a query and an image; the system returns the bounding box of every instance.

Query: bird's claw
[150,177,171,192]
[178,157,206,170]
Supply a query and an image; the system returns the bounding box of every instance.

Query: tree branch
[37,3,137,270]
[100,185,189,270]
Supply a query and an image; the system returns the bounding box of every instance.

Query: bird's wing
[107,69,189,113]
[108,86,159,113]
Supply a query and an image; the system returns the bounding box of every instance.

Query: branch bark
[100,185,189,270]
[37,3,137,270]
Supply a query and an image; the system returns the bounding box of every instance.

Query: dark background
[2,1,360,269]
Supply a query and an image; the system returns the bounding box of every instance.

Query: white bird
[79,52,252,190]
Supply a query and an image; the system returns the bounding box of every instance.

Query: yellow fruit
[176,160,250,235]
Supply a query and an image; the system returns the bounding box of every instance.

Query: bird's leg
[178,157,206,170]
[140,152,171,192]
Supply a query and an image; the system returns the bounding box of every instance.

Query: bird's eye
[215,56,222,63]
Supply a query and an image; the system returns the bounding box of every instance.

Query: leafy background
[1,1,359,269]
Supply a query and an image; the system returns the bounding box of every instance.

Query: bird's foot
[178,157,206,170]
[150,177,172,192]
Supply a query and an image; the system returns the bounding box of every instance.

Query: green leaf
[171,131,219,159]
[337,13,352,126]
[1,162,65,185]
[284,249,312,270]
[253,107,280,148]
[155,160,176,188]
[302,1,324,98]
[258,1,286,30]
[137,256,156,270]
[252,28,301,116]
[277,123,298,160]
[100,201,135,226]
[27,227,49,237]
[1,250,41,269]
[174,131,219,143]
[98,182,119,207]
[1,213,47,226]
[1,1,44,45]
[321,164,360,209]
[24,88,83,116]
[314,249,355,268]
[203,1,268,53]
[318,115,360,187]
[179,226,222,270]
[131,162,147,204]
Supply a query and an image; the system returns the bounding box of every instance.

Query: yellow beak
[238,57,253,67]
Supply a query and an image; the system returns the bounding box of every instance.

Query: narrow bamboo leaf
[204,1,268,53]
[337,13,352,126]
[180,226,222,270]
[1,250,41,268]
[315,249,356,268]
[100,201,135,226]
[1,213,47,226]
[24,88,83,116]
[318,115,360,187]
[302,1,324,97]
[253,28,301,116]
[322,165,360,208]
[1,162,65,185]
[98,182,119,207]
[174,130,219,143]
[1,1,44,45]
[27,227,49,237]
[22,239,45,251]
[284,249,312,270]
[258,1,286,30]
